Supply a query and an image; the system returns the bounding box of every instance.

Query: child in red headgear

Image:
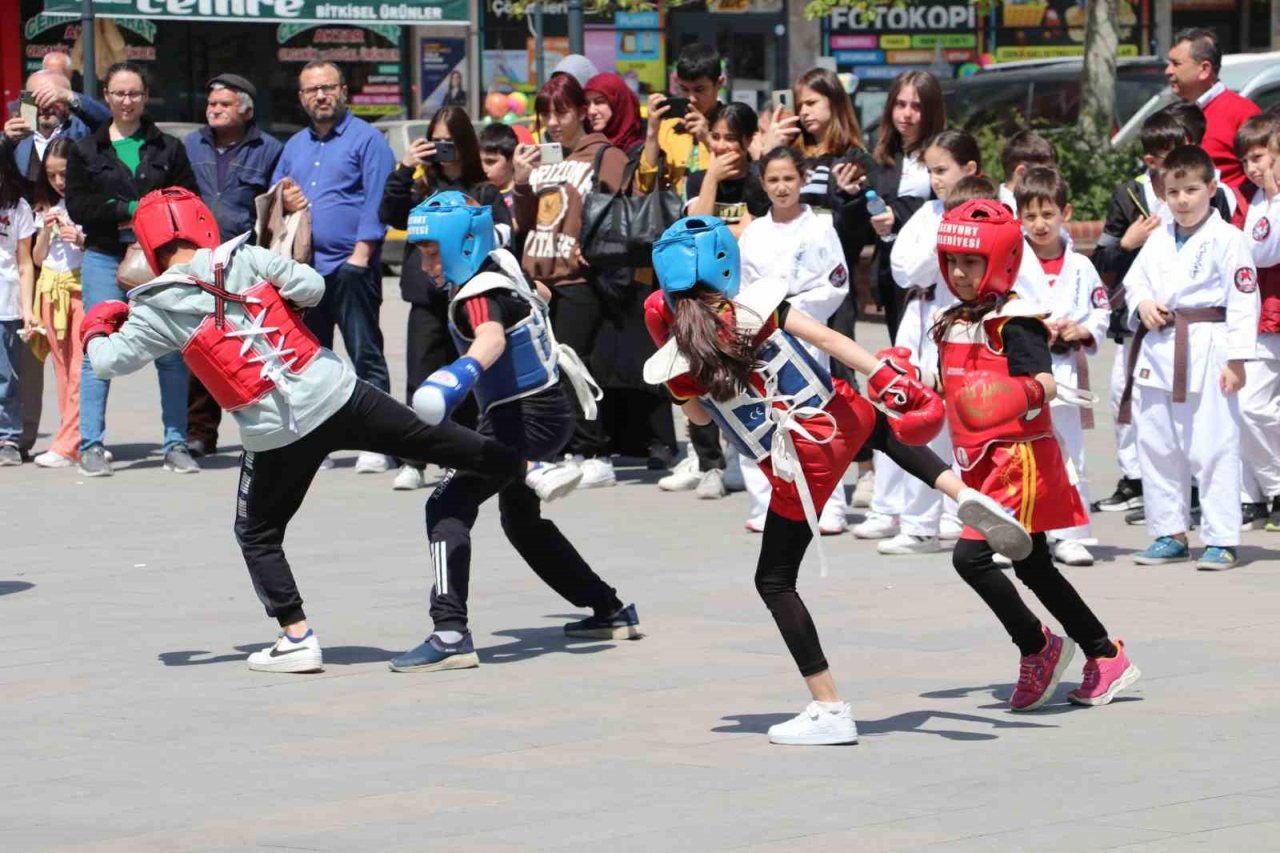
[932,199,1139,711]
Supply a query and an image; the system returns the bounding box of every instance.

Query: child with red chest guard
[932,199,1140,710]
[644,216,1033,745]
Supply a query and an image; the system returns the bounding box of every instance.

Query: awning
[42,0,469,26]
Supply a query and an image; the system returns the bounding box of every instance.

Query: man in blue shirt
[184,73,283,457]
[273,60,396,472]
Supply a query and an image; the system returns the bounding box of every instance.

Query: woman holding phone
[512,73,629,488]
[378,105,511,490]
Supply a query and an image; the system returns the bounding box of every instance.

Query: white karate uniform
[1124,210,1259,546]
[739,206,852,523]
[1240,189,1280,502]
[1021,233,1109,542]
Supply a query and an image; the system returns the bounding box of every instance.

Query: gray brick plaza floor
[4,282,1280,852]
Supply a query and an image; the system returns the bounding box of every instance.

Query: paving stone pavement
[4,283,1280,852]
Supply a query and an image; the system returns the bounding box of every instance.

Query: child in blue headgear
[389,190,639,674]
[644,215,1034,746]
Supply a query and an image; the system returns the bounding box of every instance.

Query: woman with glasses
[65,61,199,477]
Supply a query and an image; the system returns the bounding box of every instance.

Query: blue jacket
[185,124,284,239]
[5,114,92,186]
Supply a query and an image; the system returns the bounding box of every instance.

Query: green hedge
[972,123,1143,221]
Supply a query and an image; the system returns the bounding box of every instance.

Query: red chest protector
[144,240,322,413]
[938,311,1055,469]
[1259,265,1280,335]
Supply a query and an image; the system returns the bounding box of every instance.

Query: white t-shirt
[0,200,37,321]
[897,152,931,200]
[35,201,85,274]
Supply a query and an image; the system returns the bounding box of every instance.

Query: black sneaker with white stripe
[1092,478,1143,512]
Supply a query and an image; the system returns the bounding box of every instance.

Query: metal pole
[1154,0,1172,57]
[534,3,545,85]
[81,0,97,96]
[567,0,584,55]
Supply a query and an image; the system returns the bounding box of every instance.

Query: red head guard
[133,188,221,274]
[936,199,1023,302]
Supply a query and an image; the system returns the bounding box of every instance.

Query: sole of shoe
[768,728,859,746]
[34,457,74,468]
[1011,638,1076,712]
[387,651,480,673]
[957,495,1033,562]
[852,525,899,540]
[1196,558,1238,571]
[819,525,847,536]
[1133,553,1190,566]
[696,488,728,500]
[78,466,113,477]
[564,624,642,640]
[1093,497,1143,512]
[247,655,324,674]
[1068,663,1141,706]
[164,462,200,474]
[1052,549,1095,567]
[658,478,699,492]
[392,480,423,491]
[580,477,617,490]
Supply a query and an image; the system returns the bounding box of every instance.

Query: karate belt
[1117,306,1226,424]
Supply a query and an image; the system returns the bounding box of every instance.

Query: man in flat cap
[183,73,284,457]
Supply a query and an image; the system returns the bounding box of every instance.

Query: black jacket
[867,152,931,336]
[1092,176,1234,341]
[65,116,197,256]
[378,164,511,306]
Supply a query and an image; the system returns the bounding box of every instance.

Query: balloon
[507,91,528,116]
[484,92,508,119]
[501,112,518,125]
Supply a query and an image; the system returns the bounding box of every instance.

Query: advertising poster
[276,24,405,118]
[420,36,467,111]
[993,0,1144,62]
[824,0,977,80]
[614,9,665,94]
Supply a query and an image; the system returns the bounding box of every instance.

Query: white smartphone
[538,142,564,165]
[771,89,793,112]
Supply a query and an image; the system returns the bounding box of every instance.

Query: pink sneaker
[1068,640,1141,706]
[1010,626,1076,712]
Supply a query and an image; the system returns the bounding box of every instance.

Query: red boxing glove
[867,356,945,445]
[81,300,131,347]
[874,346,920,381]
[953,371,1046,430]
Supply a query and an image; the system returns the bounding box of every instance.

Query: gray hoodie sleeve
[245,246,326,308]
[86,309,181,379]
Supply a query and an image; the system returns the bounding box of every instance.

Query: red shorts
[759,380,876,523]
[959,438,1087,537]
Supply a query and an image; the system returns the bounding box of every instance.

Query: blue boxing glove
[412,356,483,425]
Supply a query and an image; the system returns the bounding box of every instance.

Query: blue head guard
[406,190,495,287]
[651,216,740,307]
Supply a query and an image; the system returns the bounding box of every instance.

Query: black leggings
[755,410,951,676]
[233,381,521,627]
[953,534,1114,659]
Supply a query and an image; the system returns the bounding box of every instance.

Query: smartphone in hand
[537,142,564,165]
[771,89,794,112]
[658,96,690,119]
[425,140,457,163]
[19,91,38,128]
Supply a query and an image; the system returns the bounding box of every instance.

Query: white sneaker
[355,451,393,474]
[526,461,582,502]
[246,632,323,673]
[577,456,617,489]
[852,512,899,540]
[819,501,847,535]
[939,514,964,540]
[34,451,74,468]
[851,469,875,508]
[392,464,426,491]
[878,533,942,555]
[1052,539,1095,567]
[659,452,700,491]
[723,447,746,492]
[696,468,727,499]
[955,488,1033,562]
[318,454,336,471]
[768,701,858,745]
[745,515,767,533]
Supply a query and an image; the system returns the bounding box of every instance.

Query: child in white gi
[1121,146,1259,570]
[1236,117,1280,531]
[1015,167,1109,567]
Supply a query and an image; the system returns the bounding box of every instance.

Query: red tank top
[1259,265,1280,334]
[938,313,1055,468]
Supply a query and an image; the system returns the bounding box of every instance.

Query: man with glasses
[183,73,283,458]
[272,61,396,474]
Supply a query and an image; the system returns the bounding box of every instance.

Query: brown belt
[1117,306,1226,424]
[1049,340,1094,429]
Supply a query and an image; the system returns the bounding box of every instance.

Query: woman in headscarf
[584,73,646,160]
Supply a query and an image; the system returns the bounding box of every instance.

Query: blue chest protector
[447,260,560,413]
[704,328,834,461]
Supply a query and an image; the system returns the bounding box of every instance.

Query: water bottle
[865,190,895,243]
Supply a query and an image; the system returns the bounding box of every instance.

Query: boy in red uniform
[932,199,1140,710]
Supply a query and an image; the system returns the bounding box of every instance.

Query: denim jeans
[0,319,21,441]
[304,262,390,393]
[79,249,189,452]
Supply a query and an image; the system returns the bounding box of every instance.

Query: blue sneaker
[1133,536,1191,565]
[388,632,479,672]
[1196,546,1238,571]
[564,603,642,640]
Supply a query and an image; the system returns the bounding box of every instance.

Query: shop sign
[825,0,975,74]
[992,0,1144,62]
[42,0,468,25]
